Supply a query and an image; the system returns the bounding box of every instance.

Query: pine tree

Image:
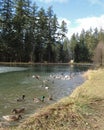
[0,0,14,61]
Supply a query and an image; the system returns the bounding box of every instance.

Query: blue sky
[31,0,104,39]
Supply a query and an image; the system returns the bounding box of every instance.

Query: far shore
[0,61,93,66]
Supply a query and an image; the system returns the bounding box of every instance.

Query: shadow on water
[0,64,90,127]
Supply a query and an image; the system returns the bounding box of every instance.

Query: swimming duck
[33,96,45,103]
[33,97,40,103]
[45,86,49,90]
[17,95,25,102]
[12,108,25,114]
[32,75,40,80]
[41,95,45,102]
[3,114,22,122]
[48,95,53,100]
[35,75,40,80]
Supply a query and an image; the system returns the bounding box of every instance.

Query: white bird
[45,86,49,90]
[32,75,35,78]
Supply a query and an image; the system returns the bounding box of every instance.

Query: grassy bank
[1,68,104,130]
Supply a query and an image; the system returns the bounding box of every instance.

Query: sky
[31,0,104,39]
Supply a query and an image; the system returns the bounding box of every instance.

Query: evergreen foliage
[0,0,104,64]
[70,28,104,65]
[0,0,68,63]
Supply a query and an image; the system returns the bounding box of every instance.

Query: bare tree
[93,41,104,66]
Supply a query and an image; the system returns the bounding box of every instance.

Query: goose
[3,114,22,122]
[12,108,25,114]
[17,95,25,102]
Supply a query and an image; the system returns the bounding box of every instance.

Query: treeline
[69,28,104,64]
[0,0,68,63]
[0,0,104,64]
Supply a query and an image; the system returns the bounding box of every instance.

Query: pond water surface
[0,64,90,127]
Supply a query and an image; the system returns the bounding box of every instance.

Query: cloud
[88,0,102,4]
[66,15,104,39]
[76,15,104,29]
[87,0,104,7]
[58,17,71,26]
[37,0,68,3]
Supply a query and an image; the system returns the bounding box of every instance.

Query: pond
[0,64,90,126]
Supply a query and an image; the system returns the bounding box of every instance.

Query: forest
[0,0,104,64]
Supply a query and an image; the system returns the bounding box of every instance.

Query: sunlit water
[0,64,90,127]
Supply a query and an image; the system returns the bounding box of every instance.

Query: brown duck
[3,114,22,121]
[12,108,25,114]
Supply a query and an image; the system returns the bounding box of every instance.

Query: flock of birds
[2,94,52,122]
[49,73,73,80]
[2,95,25,122]
[2,89,53,123]
[2,72,76,123]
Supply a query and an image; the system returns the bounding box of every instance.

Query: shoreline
[0,62,93,66]
[2,67,104,130]
[18,68,104,130]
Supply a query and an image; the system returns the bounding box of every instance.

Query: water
[0,64,90,126]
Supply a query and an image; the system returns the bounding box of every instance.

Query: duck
[41,96,45,102]
[3,114,22,122]
[35,75,40,80]
[33,96,45,103]
[32,75,40,80]
[17,95,25,102]
[33,97,40,103]
[12,108,25,114]
[45,86,49,90]
[48,95,53,100]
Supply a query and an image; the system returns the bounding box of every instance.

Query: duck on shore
[3,114,22,122]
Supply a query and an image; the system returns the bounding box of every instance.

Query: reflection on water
[0,66,27,73]
[0,64,90,127]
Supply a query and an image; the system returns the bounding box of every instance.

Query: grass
[1,67,104,130]
[71,68,104,99]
